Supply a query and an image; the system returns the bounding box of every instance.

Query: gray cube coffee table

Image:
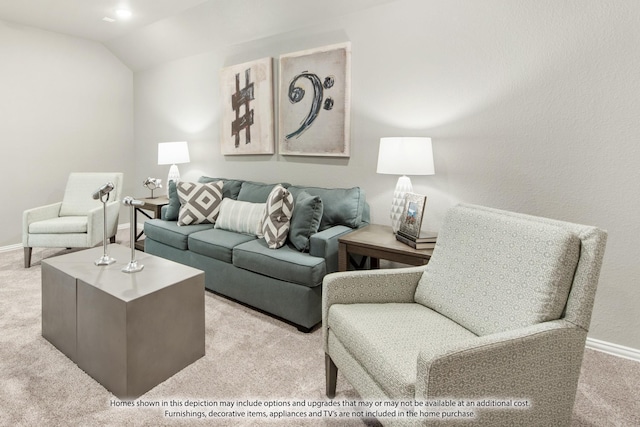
[42,244,205,399]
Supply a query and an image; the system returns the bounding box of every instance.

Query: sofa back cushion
[238,181,291,203]
[198,176,244,200]
[414,204,581,336]
[288,186,366,231]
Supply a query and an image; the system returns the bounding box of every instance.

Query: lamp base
[166,164,180,196]
[390,175,413,233]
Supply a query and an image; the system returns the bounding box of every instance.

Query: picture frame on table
[398,192,427,240]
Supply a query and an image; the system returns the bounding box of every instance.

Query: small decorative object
[398,192,427,240]
[92,182,116,266]
[122,196,145,273]
[158,141,190,195]
[220,57,275,155]
[279,42,351,157]
[142,177,162,198]
[377,137,435,233]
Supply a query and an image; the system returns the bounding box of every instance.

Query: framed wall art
[398,192,427,239]
[220,57,274,155]
[278,42,351,157]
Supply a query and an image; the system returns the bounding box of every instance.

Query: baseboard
[0,243,23,253]
[0,223,132,254]
[586,337,640,362]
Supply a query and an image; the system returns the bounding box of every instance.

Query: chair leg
[24,247,32,268]
[326,353,338,398]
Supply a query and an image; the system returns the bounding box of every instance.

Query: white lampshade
[158,141,190,165]
[376,137,434,176]
[377,137,434,233]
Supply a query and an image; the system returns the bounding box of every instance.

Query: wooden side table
[134,196,169,251]
[338,224,434,272]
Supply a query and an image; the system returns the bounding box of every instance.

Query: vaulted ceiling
[0,0,397,70]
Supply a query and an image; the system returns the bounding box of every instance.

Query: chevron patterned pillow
[262,184,294,249]
[177,180,224,226]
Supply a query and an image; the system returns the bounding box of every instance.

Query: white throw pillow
[214,199,266,236]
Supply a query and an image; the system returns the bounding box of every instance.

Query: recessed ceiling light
[115,9,132,19]
[103,16,116,22]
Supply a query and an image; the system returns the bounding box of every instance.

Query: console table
[338,224,434,271]
[41,244,204,399]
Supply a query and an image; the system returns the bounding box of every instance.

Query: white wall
[0,19,134,248]
[132,0,640,350]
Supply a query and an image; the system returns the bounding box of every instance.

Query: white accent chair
[323,203,607,426]
[23,172,124,268]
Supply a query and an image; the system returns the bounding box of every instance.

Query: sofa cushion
[415,204,581,336]
[238,181,289,203]
[288,185,365,231]
[144,219,214,250]
[188,229,256,263]
[164,180,181,221]
[328,303,475,399]
[214,199,265,237]
[177,180,223,226]
[262,185,294,249]
[288,191,323,252]
[233,239,326,287]
[198,176,244,200]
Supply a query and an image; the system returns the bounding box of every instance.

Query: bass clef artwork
[285,73,335,140]
[278,42,351,157]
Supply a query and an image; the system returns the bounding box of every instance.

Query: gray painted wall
[0,19,134,248]
[133,0,640,350]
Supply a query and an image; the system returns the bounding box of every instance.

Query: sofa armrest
[416,320,587,421]
[22,202,62,246]
[309,225,352,273]
[322,266,427,350]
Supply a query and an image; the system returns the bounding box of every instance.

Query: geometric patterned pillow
[177,181,223,226]
[261,184,294,249]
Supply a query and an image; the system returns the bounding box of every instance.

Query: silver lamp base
[95,255,116,266]
[122,260,144,273]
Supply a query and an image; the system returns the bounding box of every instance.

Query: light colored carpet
[1,233,638,426]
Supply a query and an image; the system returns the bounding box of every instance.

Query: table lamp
[376,137,435,233]
[158,142,190,193]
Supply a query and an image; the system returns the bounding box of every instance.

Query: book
[397,230,438,243]
[396,233,437,249]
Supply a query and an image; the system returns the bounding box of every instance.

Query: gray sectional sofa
[143,176,369,332]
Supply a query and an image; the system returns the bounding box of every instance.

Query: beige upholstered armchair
[323,203,607,426]
[23,172,124,268]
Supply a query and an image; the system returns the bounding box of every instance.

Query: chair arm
[309,225,353,273]
[22,202,62,245]
[322,266,427,350]
[87,201,120,245]
[416,320,587,404]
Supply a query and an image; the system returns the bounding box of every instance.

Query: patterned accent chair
[22,172,124,268]
[323,203,607,426]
